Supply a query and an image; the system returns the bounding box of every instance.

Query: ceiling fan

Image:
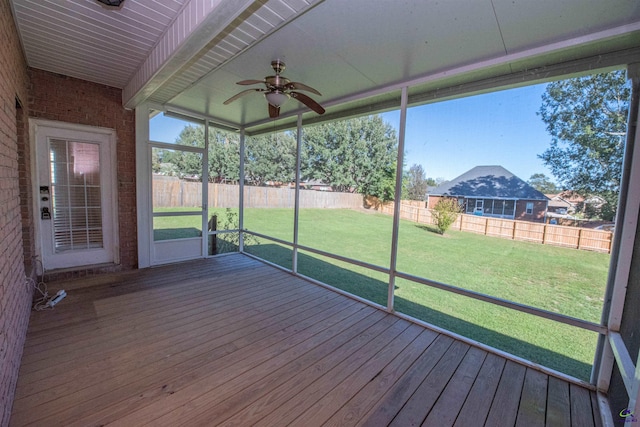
[223,60,325,119]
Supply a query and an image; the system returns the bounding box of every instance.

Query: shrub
[432,198,461,235]
[209,208,259,254]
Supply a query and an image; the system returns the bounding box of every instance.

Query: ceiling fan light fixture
[265,91,290,107]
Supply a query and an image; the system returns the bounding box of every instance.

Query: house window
[526,202,534,214]
[505,200,515,216]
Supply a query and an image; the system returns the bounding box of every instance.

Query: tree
[425,177,438,187]
[528,173,558,194]
[538,70,630,220]
[245,132,296,186]
[157,125,241,183]
[300,115,398,200]
[405,164,428,201]
[209,128,240,183]
[160,124,204,179]
[432,197,461,235]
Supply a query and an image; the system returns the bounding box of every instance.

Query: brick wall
[1,1,139,422]
[29,69,138,275]
[17,101,33,276]
[0,0,31,425]
[514,200,547,223]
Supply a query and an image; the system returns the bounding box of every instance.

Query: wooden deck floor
[10,254,603,426]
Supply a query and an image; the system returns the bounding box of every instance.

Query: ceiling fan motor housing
[224,59,325,117]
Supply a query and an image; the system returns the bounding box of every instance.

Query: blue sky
[382,83,554,182]
[151,82,555,183]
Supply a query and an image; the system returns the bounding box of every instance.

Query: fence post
[484,218,488,235]
[459,214,463,230]
[542,223,547,244]
[577,228,583,249]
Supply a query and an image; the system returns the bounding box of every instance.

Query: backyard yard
[157,207,610,380]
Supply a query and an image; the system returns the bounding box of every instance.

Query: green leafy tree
[528,173,559,194]
[209,128,240,183]
[432,197,461,235]
[425,177,438,187]
[245,132,296,186]
[300,115,398,200]
[159,125,241,183]
[405,164,428,200]
[538,70,630,220]
[151,148,162,173]
[159,125,204,178]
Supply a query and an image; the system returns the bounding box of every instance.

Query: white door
[34,120,118,270]
[150,144,206,265]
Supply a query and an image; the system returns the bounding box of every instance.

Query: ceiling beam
[123,0,261,109]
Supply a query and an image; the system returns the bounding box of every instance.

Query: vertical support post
[135,103,151,268]
[202,120,209,257]
[293,113,303,274]
[239,128,245,253]
[631,350,640,420]
[594,63,640,387]
[388,86,408,313]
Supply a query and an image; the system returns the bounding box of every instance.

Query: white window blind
[49,138,103,252]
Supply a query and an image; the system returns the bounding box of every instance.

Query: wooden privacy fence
[152,176,363,210]
[380,201,613,253]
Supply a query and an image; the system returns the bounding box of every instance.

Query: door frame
[30,118,119,274]
[148,141,207,265]
[136,104,211,267]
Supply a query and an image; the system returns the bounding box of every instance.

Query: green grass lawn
[161,207,611,380]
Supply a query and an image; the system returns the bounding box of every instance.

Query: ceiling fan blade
[236,79,265,85]
[290,91,325,115]
[268,103,280,118]
[223,88,263,105]
[286,82,321,96]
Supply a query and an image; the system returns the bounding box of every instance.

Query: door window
[49,139,103,252]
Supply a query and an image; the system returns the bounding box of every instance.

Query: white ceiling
[11,0,188,88]
[10,0,640,133]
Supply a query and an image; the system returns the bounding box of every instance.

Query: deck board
[484,360,527,426]
[388,340,470,426]
[516,368,548,427]
[570,383,595,427]
[547,376,571,427]
[422,346,487,427]
[9,254,604,426]
[453,353,506,427]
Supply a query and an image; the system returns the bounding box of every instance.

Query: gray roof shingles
[429,166,549,200]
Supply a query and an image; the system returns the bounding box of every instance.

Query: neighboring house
[545,193,575,216]
[301,179,333,191]
[427,165,549,222]
[547,190,607,216]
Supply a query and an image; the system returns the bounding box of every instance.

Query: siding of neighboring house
[514,200,547,222]
[426,194,445,209]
